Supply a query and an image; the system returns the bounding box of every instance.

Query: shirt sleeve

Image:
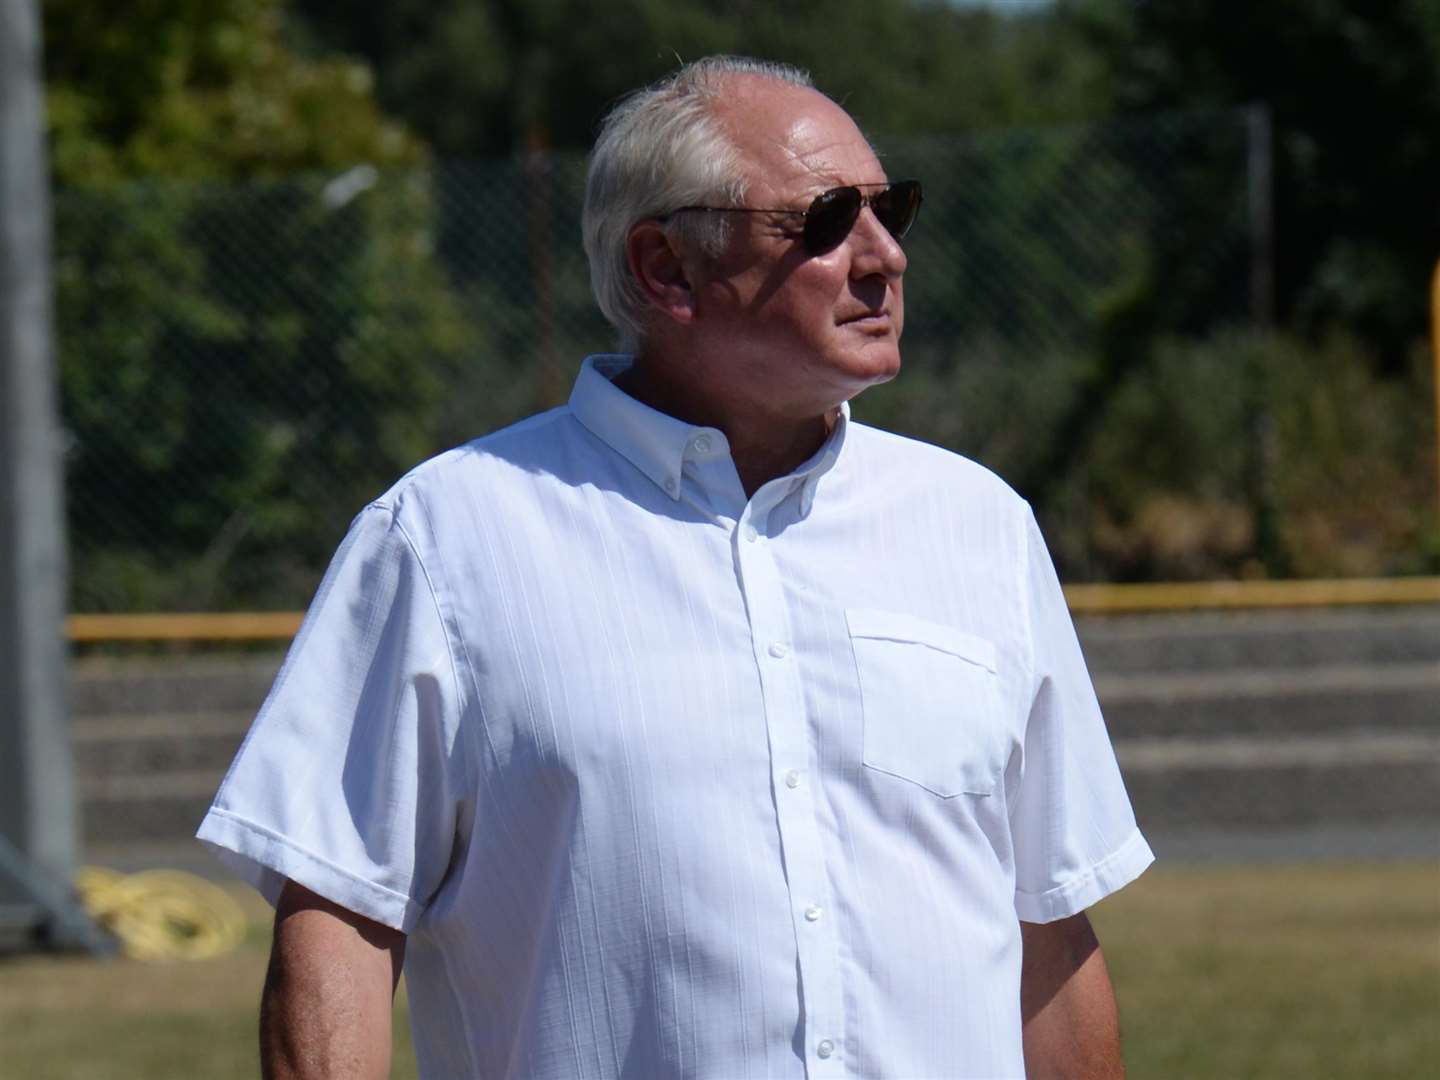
[1010,507,1154,923]
[196,500,470,933]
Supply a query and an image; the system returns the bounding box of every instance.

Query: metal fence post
[1245,102,1287,577]
[1246,104,1276,328]
[0,0,108,952]
[1432,257,1440,524]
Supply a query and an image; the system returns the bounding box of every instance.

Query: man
[200,55,1152,1079]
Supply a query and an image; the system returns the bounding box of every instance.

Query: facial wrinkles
[718,81,883,203]
[779,115,886,197]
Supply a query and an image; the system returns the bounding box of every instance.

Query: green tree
[46,0,489,611]
[1068,0,1440,361]
[290,0,1111,157]
[44,0,422,183]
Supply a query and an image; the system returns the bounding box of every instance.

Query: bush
[855,329,1437,581]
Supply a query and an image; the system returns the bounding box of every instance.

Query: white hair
[582,56,814,350]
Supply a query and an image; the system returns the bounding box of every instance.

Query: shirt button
[742,524,758,542]
[784,769,801,789]
[817,1039,835,1059]
[767,641,789,659]
[692,434,712,454]
[663,477,677,494]
[804,904,823,922]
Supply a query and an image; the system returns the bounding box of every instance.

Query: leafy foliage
[44,1,1438,603]
[288,0,1111,156]
[44,0,479,610]
[860,327,1438,580]
[44,0,423,184]
[1067,0,1440,360]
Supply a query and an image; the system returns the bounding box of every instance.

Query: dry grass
[1092,862,1440,1079]
[1,862,1435,1079]
[0,888,417,1080]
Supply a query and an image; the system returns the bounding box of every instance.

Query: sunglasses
[668,179,923,256]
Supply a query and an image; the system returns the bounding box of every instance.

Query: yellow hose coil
[75,867,249,961]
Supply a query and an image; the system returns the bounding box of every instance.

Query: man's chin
[856,344,902,385]
[839,353,902,402]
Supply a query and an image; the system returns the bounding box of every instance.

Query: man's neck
[615,355,836,498]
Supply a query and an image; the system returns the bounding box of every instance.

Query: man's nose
[848,205,908,279]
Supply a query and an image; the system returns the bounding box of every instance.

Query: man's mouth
[840,309,891,329]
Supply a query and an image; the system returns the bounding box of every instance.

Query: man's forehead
[714,78,885,195]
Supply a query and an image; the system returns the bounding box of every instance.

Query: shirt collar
[569,353,850,506]
[796,411,848,518]
[570,355,697,500]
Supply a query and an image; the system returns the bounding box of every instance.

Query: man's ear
[626,221,697,327]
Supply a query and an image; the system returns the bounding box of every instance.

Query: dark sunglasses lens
[803,187,863,254]
[801,182,922,253]
[873,181,922,241]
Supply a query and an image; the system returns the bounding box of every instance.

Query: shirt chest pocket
[847,608,1007,798]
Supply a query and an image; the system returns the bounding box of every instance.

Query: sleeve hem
[1014,828,1155,924]
[196,807,422,933]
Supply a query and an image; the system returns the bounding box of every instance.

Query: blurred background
[3,0,1438,1077]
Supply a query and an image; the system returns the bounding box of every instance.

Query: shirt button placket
[735,500,845,1078]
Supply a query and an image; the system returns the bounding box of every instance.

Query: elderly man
[200,55,1151,1079]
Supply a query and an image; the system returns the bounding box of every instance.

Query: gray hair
[582,56,814,350]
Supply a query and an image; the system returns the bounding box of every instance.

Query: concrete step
[1076,608,1440,674]
[79,768,225,802]
[1123,756,1440,828]
[72,709,255,738]
[72,711,252,777]
[74,733,1440,847]
[69,655,282,718]
[81,790,215,849]
[1115,730,1440,770]
[1096,661,1439,738]
[65,610,1440,854]
[1144,823,1440,863]
[1117,730,1440,828]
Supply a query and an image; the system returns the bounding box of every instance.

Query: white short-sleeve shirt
[199,354,1152,1079]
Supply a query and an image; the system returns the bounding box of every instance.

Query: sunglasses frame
[666,179,923,256]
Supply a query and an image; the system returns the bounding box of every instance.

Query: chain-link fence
[54,107,1434,613]
[51,108,1440,868]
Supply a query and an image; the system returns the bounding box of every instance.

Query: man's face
[686,79,909,419]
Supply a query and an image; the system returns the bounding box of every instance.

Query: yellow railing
[67,611,302,642]
[1062,576,1440,614]
[65,577,1440,642]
